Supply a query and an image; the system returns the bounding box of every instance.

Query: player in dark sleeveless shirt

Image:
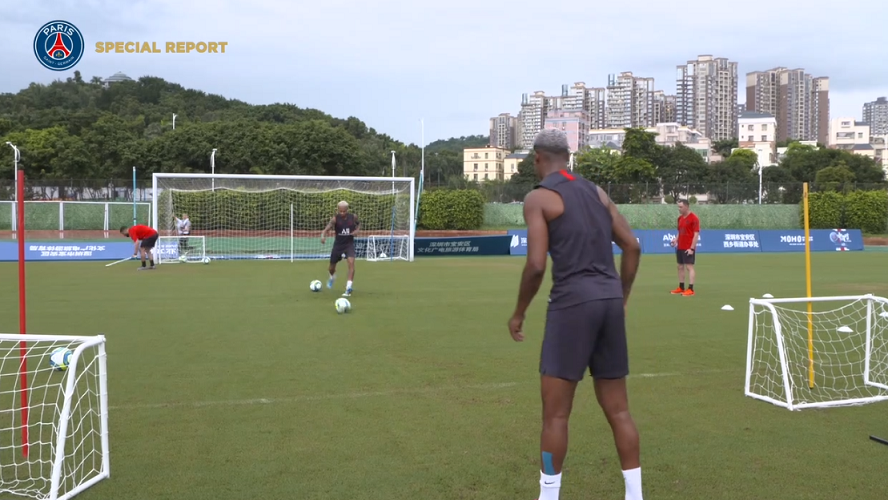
[320,201,360,297]
[507,130,644,500]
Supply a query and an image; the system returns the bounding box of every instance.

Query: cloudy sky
[1,0,885,145]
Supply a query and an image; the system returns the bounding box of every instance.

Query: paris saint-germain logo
[33,21,84,71]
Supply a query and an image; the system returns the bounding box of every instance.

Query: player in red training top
[670,199,699,296]
[120,224,158,270]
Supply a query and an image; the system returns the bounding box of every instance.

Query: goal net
[746,294,888,410]
[0,334,109,500]
[155,236,207,264]
[152,174,415,261]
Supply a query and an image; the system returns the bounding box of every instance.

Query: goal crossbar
[151,173,416,262]
[746,294,888,410]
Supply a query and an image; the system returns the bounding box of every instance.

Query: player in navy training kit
[507,129,644,500]
[320,201,360,297]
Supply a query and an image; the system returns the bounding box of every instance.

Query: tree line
[0,72,472,199]
[507,128,887,204]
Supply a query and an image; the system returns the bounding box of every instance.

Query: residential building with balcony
[863,97,888,136]
[676,55,739,141]
[489,113,518,150]
[503,151,529,181]
[463,146,507,182]
[736,111,778,166]
[544,109,589,152]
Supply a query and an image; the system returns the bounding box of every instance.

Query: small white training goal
[746,294,888,411]
[365,235,410,262]
[0,334,109,500]
[155,236,207,264]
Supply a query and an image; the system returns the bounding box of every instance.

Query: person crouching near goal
[120,224,158,270]
[320,201,360,297]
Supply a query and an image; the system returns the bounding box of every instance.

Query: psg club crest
[33,21,84,71]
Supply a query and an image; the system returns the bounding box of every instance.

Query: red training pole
[17,170,29,458]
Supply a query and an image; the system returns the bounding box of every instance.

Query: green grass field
[1,252,887,500]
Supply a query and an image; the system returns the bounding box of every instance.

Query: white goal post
[746,294,888,411]
[155,236,207,264]
[0,334,109,500]
[151,174,415,262]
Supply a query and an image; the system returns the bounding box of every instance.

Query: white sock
[538,471,561,500]
[329,273,335,279]
[622,467,642,500]
[346,280,353,290]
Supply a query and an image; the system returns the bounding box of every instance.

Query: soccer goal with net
[746,294,888,411]
[151,174,415,261]
[0,333,109,500]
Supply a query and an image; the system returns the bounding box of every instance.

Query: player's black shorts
[330,241,356,264]
[539,298,628,381]
[676,248,696,265]
[140,234,158,249]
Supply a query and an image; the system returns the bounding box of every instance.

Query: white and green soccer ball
[49,347,72,372]
[310,280,322,292]
[203,257,210,264]
[335,298,351,314]
[178,255,187,262]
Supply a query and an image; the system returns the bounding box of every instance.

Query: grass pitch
[0,252,887,500]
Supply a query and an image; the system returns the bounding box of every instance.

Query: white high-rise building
[606,72,656,129]
[863,97,888,136]
[676,55,739,141]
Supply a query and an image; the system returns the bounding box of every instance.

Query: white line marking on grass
[109,370,737,411]
[108,382,519,411]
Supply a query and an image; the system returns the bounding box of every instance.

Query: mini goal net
[0,334,109,500]
[152,174,415,261]
[746,294,888,410]
[155,236,207,264]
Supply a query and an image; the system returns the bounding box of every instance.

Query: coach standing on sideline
[670,199,699,296]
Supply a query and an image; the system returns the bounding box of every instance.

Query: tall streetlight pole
[5,142,19,202]
[210,148,217,191]
[172,113,177,130]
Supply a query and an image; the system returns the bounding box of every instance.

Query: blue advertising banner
[0,242,134,261]
[758,229,863,252]
[509,230,642,255]
[509,228,864,256]
[508,230,528,256]
[415,235,511,256]
[696,230,761,253]
[641,230,680,255]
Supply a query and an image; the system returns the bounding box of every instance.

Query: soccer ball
[203,257,210,264]
[310,280,322,292]
[335,298,351,314]
[379,252,387,259]
[49,347,72,372]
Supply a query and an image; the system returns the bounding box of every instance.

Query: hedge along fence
[803,190,888,234]
[160,188,407,232]
[484,203,800,230]
[417,189,485,230]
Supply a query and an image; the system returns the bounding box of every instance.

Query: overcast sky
[1,0,885,145]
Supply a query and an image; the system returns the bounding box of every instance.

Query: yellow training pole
[803,182,814,389]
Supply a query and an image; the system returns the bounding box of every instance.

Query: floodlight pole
[6,142,20,203]
[757,160,763,205]
[210,149,217,191]
[172,113,177,130]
